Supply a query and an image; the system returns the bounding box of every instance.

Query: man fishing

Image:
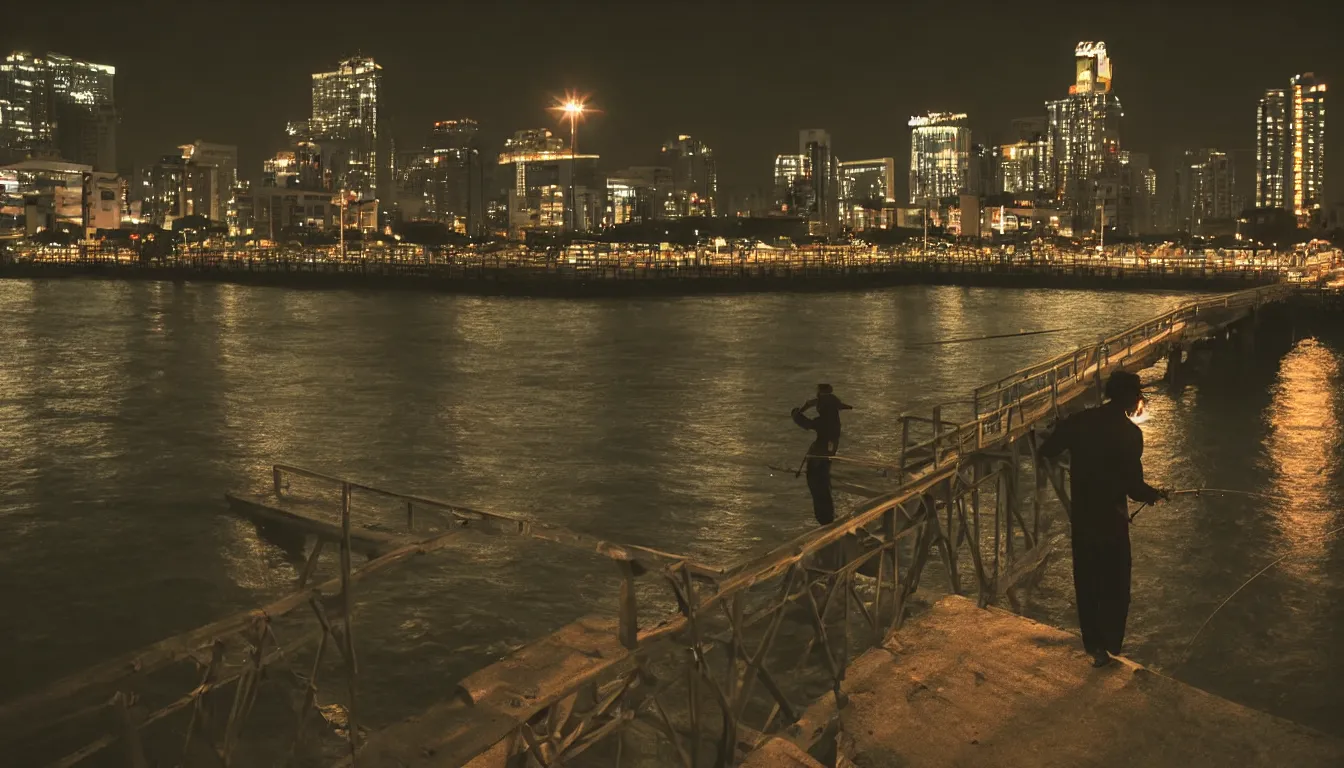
[1039,370,1167,667]
[792,385,854,526]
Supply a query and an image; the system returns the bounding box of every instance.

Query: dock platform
[814,596,1344,768]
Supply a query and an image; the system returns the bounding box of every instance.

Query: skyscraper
[908,112,970,204]
[1290,73,1326,223]
[306,56,383,199]
[1256,88,1288,210]
[425,119,483,233]
[0,51,116,170]
[660,135,716,218]
[1255,73,1326,224]
[1175,149,1232,235]
[773,153,808,216]
[799,129,837,231]
[1045,42,1123,232]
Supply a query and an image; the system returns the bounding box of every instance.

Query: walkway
[820,596,1344,768]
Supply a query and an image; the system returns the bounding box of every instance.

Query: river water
[0,279,1340,748]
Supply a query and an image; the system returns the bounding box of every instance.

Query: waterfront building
[838,157,895,230]
[179,140,237,223]
[606,166,672,226]
[0,157,120,233]
[0,51,116,171]
[1045,41,1123,232]
[659,135,716,218]
[296,57,384,200]
[994,135,1050,198]
[1256,88,1289,211]
[1176,148,1233,236]
[1290,73,1327,223]
[909,112,970,205]
[390,119,483,233]
[799,129,837,231]
[139,153,216,228]
[497,128,601,236]
[1116,150,1154,235]
[773,153,809,217]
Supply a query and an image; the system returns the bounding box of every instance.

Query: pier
[3,241,1337,296]
[3,283,1342,767]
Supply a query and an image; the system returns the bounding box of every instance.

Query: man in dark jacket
[1039,370,1166,667]
[791,404,836,525]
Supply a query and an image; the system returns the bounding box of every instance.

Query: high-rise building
[1290,73,1326,223]
[799,129,837,231]
[498,128,601,236]
[908,112,970,204]
[305,57,383,199]
[179,140,237,223]
[994,136,1050,198]
[773,153,809,216]
[660,135,716,218]
[423,119,483,233]
[1175,148,1233,235]
[838,158,895,230]
[1045,42,1124,232]
[1117,151,1153,235]
[0,51,116,170]
[139,153,216,227]
[1255,88,1288,210]
[1254,73,1326,224]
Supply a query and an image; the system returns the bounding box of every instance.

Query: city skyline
[2,1,1339,206]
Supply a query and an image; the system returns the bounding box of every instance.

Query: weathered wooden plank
[225,492,410,557]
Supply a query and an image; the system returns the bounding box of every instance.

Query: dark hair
[1104,371,1143,401]
[817,383,833,394]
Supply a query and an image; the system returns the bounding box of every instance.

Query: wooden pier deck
[807,596,1344,768]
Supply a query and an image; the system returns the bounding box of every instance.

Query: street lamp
[550,92,594,234]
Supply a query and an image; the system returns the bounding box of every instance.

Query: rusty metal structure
[0,284,1297,767]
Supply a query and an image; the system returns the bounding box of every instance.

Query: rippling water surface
[0,279,1340,741]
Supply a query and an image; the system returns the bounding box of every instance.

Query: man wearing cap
[1039,370,1167,667]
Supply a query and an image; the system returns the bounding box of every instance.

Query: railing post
[339,482,359,757]
[615,559,639,650]
[273,466,282,497]
[406,500,414,531]
[931,406,942,467]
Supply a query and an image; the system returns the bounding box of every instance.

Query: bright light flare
[549,91,597,122]
[1129,396,1150,424]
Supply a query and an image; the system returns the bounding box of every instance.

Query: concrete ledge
[828,596,1343,768]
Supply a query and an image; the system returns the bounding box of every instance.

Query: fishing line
[1130,487,1292,522]
[908,327,1069,348]
[1181,522,1344,663]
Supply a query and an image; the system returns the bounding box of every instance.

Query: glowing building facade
[773,153,808,216]
[1256,88,1289,210]
[838,158,895,230]
[0,51,116,171]
[305,57,383,199]
[498,128,601,236]
[1290,73,1326,223]
[1255,74,1326,224]
[1045,42,1123,232]
[660,135,716,217]
[389,118,483,233]
[908,112,970,204]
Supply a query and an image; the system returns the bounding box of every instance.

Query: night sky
[6,0,1341,203]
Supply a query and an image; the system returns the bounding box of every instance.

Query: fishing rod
[1130,487,1292,521]
[1182,521,1344,663]
[908,328,1068,348]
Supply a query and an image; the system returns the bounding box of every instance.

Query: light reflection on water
[0,280,1340,739]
